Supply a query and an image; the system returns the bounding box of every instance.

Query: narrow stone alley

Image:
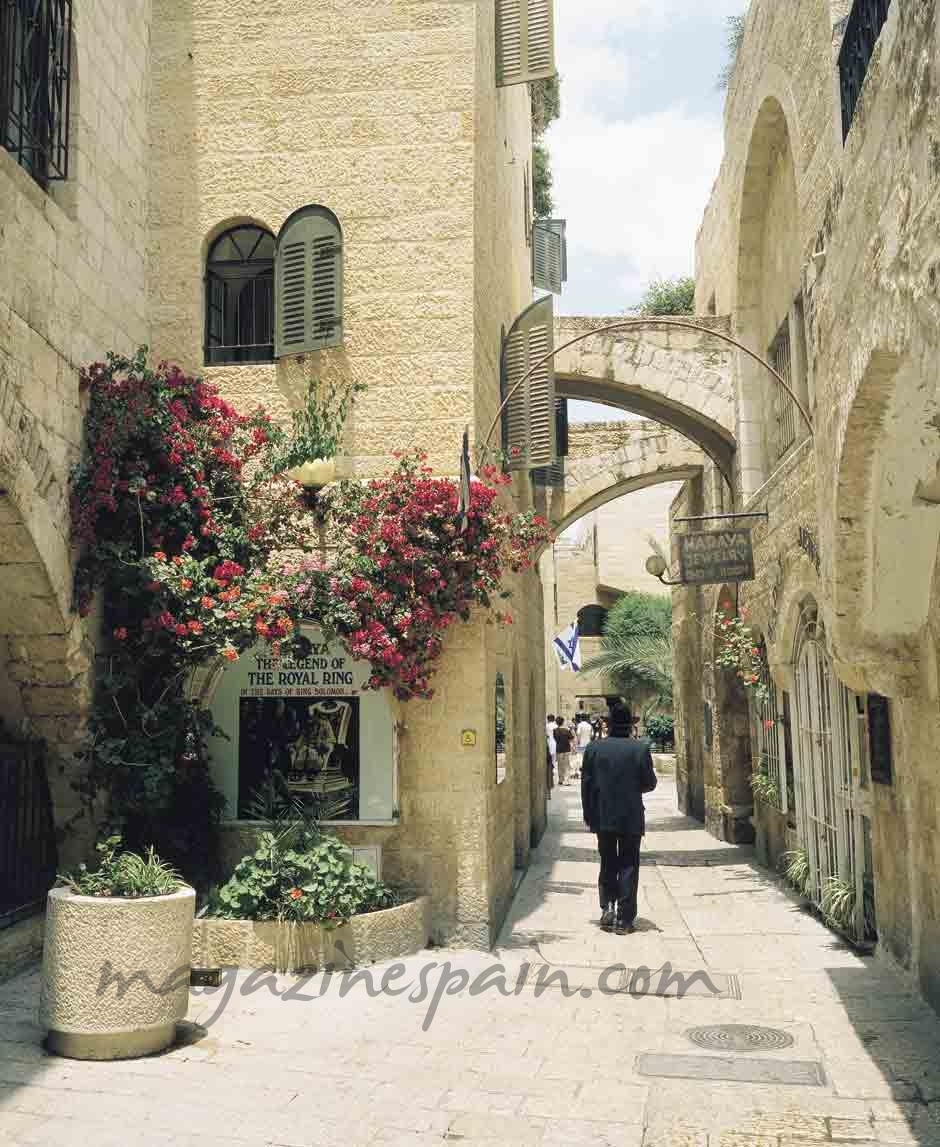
[2,774,940,1147]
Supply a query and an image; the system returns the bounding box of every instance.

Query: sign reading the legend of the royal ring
[677,529,755,586]
[206,627,396,823]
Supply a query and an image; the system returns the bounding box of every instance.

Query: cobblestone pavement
[3,777,940,1146]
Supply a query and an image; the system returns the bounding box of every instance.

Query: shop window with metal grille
[0,0,72,188]
[768,317,797,464]
[838,0,892,142]
[205,225,275,365]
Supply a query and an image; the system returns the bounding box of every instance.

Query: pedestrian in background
[553,716,575,785]
[580,703,657,933]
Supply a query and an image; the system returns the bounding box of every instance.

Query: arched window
[275,206,343,357]
[204,225,275,365]
[577,604,608,638]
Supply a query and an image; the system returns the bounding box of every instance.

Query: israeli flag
[553,623,582,672]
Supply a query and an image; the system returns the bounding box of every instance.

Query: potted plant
[268,378,365,488]
[40,836,195,1060]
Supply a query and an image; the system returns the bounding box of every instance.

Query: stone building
[671,0,940,1010]
[0,0,557,947]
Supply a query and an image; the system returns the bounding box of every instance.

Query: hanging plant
[265,378,366,485]
[712,610,771,704]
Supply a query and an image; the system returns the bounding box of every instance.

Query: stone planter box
[192,896,429,973]
[40,885,195,1060]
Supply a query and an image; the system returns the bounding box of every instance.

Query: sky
[547,0,745,322]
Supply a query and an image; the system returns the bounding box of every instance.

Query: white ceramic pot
[40,884,195,1060]
[284,458,337,487]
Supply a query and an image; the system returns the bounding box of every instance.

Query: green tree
[632,276,696,316]
[717,12,747,91]
[531,76,560,219]
[581,591,674,707]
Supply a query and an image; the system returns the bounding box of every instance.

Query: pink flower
[113,627,128,641]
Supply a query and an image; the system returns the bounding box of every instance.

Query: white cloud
[549,107,724,308]
[547,0,739,314]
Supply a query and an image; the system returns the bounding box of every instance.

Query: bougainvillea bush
[310,455,550,698]
[72,350,289,876]
[72,350,551,880]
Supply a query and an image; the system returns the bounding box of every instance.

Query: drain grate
[637,1053,825,1087]
[686,1024,794,1053]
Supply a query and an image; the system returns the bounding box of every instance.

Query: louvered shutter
[532,218,566,294]
[532,398,566,485]
[502,295,556,471]
[496,0,556,88]
[275,208,343,357]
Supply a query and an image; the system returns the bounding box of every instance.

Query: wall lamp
[645,554,685,586]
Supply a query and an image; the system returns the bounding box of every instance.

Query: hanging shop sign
[206,627,396,823]
[677,528,755,585]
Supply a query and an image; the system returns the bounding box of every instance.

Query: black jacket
[581,736,658,836]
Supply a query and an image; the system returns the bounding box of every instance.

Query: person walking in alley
[553,716,575,785]
[580,704,658,934]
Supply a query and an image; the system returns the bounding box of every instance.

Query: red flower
[289,888,304,901]
[180,579,193,590]
[153,551,167,562]
[113,627,128,641]
[222,648,239,662]
[188,620,203,635]
[201,596,216,609]
[174,623,188,636]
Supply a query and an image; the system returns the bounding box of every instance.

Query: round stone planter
[284,458,336,488]
[40,885,195,1060]
[192,895,429,973]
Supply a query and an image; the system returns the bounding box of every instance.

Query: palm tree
[581,632,674,710]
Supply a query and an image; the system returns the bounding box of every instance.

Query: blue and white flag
[553,623,582,672]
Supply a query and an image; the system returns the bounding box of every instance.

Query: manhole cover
[686,1024,794,1052]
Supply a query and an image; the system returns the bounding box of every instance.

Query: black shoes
[599,908,615,931]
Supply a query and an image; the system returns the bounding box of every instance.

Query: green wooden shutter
[275,208,343,357]
[503,295,556,471]
[496,0,556,88]
[532,218,566,294]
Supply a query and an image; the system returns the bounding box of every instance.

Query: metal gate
[792,604,873,940]
[0,741,58,922]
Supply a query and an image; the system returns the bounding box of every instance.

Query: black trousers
[596,832,642,922]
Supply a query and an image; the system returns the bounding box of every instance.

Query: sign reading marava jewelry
[206,628,395,823]
[677,528,755,585]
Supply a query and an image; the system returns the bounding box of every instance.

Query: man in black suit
[580,704,658,934]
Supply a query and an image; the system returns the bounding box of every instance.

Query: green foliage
[530,76,560,220]
[750,767,779,809]
[782,848,812,898]
[583,590,674,705]
[713,612,771,704]
[265,379,366,473]
[211,831,395,927]
[717,13,747,91]
[632,276,696,316]
[532,141,553,219]
[605,590,673,642]
[531,75,561,137]
[59,836,182,898]
[644,712,675,748]
[821,875,856,933]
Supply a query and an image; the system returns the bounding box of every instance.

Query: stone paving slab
[3,779,940,1145]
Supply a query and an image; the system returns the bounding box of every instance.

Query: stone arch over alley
[554,316,736,482]
[547,420,704,537]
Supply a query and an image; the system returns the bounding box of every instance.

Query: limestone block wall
[0,0,152,857]
[689,0,940,1008]
[148,0,539,945]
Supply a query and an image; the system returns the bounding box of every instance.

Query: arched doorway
[791,599,875,941]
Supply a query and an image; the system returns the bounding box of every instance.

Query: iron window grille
[205,225,275,365]
[0,0,72,187]
[838,0,892,142]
